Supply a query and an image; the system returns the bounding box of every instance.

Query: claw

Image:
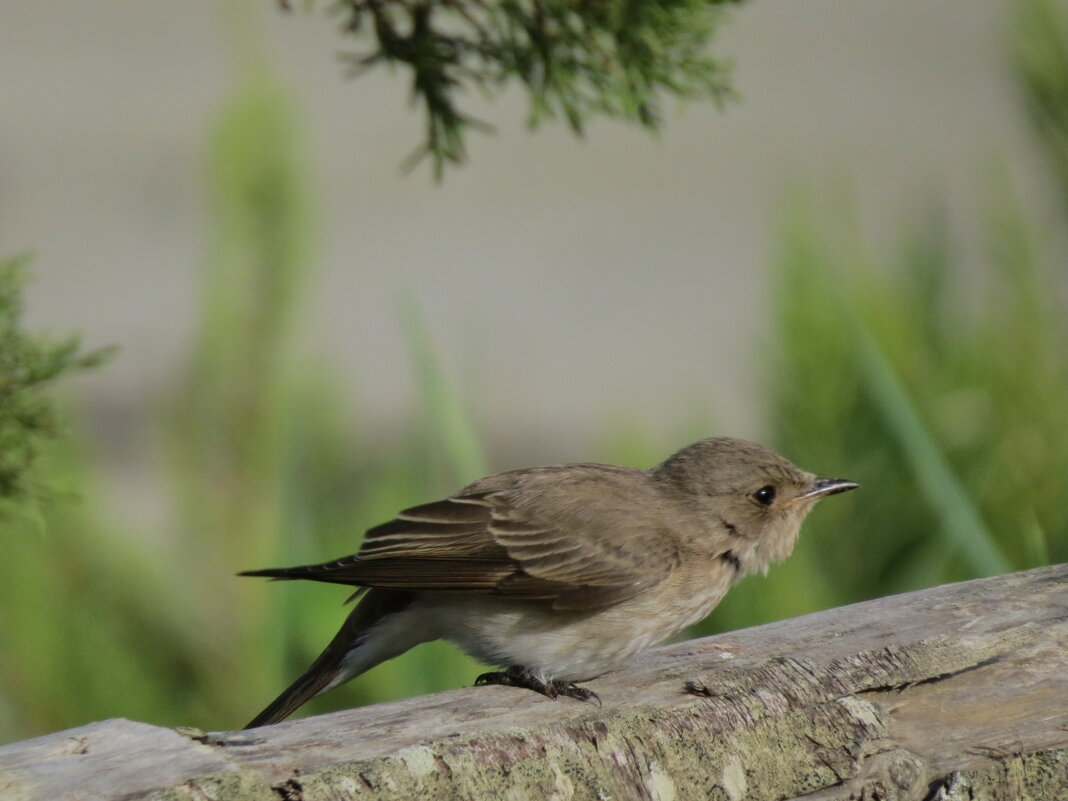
[474,666,600,704]
[557,683,601,706]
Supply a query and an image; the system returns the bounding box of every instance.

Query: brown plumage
[241,437,857,727]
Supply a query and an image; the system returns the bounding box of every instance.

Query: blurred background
[1,0,1067,742]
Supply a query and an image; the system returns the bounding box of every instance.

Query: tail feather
[245,658,338,729]
[245,588,416,728]
[239,561,356,582]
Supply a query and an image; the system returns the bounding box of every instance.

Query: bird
[240,437,857,727]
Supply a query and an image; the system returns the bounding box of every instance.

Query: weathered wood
[2,564,1067,801]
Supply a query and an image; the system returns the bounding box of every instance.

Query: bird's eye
[753,485,777,506]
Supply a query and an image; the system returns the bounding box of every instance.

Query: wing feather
[242,464,681,610]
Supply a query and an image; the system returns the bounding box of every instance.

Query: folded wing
[241,465,680,611]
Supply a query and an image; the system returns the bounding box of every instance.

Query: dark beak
[798,477,859,500]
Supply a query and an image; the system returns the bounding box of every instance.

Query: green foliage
[0,45,318,741]
[0,256,110,522]
[771,189,1064,591]
[0,34,493,740]
[321,0,738,176]
[692,0,1068,637]
[160,50,315,721]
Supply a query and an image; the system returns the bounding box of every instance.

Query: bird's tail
[245,588,418,728]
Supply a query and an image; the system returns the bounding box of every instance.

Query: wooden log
[2,564,1067,800]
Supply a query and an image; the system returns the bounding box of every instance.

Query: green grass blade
[398,295,487,485]
[847,308,1011,577]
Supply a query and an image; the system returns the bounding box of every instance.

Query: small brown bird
[241,437,856,727]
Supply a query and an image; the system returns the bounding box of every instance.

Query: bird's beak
[798,477,859,500]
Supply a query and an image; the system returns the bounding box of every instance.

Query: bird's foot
[475,666,601,705]
[554,682,601,704]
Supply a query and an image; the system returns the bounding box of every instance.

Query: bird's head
[649,437,858,572]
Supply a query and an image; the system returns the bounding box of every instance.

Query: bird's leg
[475,665,549,693]
[475,665,600,705]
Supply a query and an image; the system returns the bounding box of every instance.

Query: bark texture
[2,564,1067,800]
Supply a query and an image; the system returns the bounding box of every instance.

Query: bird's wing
[241,465,681,611]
